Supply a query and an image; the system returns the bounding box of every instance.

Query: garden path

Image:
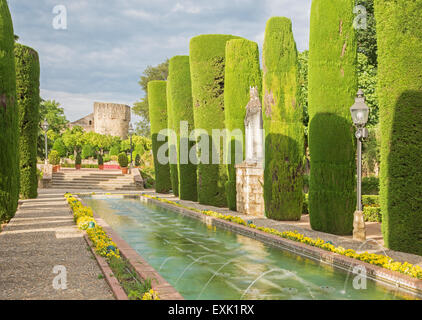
[0,189,114,300]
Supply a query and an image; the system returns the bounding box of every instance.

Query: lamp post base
[353,210,366,241]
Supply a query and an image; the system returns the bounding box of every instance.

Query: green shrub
[190,34,242,207]
[362,195,379,207]
[362,176,379,195]
[0,1,19,222]
[52,138,66,157]
[166,79,179,197]
[303,175,309,193]
[75,153,82,166]
[363,206,382,223]
[224,39,262,210]
[168,56,198,201]
[81,144,94,159]
[308,0,357,235]
[103,155,111,163]
[15,43,40,200]
[262,17,304,221]
[48,150,61,165]
[98,154,104,166]
[118,152,128,168]
[148,80,171,193]
[376,0,422,255]
[303,193,309,214]
[134,154,141,167]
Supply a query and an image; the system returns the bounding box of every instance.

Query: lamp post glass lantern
[350,89,369,241]
[42,120,49,164]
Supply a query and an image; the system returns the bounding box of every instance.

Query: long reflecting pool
[83,195,414,300]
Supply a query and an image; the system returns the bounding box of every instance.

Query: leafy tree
[376,0,422,255]
[81,144,94,159]
[357,52,378,126]
[62,126,84,156]
[262,17,304,221]
[0,0,19,221]
[308,0,357,235]
[133,60,169,137]
[15,43,40,200]
[38,99,68,159]
[52,138,67,157]
[109,144,121,156]
[356,0,377,67]
[298,50,309,130]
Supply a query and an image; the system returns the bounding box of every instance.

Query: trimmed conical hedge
[262,17,304,221]
[148,80,172,193]
[189,34,242,207]
[15,43,40,200]
[168,55,197,201]
[166,79,179,197]
[375,0,422,255]
[0,0,19,222]
[308,0,357,235]
[224,39,262,210]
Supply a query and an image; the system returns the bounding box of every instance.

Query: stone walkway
[143,191,422,267]
[0,189,114,300]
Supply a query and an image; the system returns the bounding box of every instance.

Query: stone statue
[244,86,264,163]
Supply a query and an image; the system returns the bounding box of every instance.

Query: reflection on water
[83,196,411,300]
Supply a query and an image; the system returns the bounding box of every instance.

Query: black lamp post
[42,119,49,165]
[129,123,134,168]
[350,89,370,241]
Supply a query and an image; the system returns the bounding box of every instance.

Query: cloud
[9,0,312,125]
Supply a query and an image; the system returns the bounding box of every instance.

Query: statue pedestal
[235,161,264,217]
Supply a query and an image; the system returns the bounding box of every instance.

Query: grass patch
[107,256,152,300]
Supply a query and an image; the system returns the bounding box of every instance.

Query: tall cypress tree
[308,0,357,235]
[166,78,179,197]
[375,0,422,255]
[168,55,197,201]
[148,80,172,193]
[189,34,242,207]
[0,0,19,221]
[15,43,40,199]
[224,39,262,210]
[262,17,304,220]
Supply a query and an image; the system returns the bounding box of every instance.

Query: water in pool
[83,195,413,300]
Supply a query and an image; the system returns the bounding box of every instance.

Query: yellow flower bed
[142,289,160,300]
[141,194,422,280]
[64,193,160,300]
[65,193,120,259]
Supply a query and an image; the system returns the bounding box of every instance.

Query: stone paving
[142,191,422,267]
[0,189,114,300]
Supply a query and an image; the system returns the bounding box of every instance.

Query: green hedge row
[166,79,179,197]
[168,55,197,201]
[190,34,241,207]
[148,80,172,193]
[262,17,304,221]
[375,0,422,255]
[308,0,357,235]
[224,39,261,210]
[362,176,379,195]
[15,43,40,199]
[0,1,19,222]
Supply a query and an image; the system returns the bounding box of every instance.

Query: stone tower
[94,102,131,139]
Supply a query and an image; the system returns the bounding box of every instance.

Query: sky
[8,0,312,122]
